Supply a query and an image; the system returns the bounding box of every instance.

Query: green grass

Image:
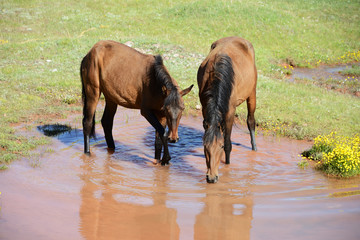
[340,64,360,77]
[1,0,360,166]
[294,76,360,97]
[298,159,309,169]
[237,75,359,139]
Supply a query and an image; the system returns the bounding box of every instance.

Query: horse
[197,36,257,183]
[80,40,193,165]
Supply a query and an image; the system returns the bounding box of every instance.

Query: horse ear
[180,84,193,97]
[211,42,217,50]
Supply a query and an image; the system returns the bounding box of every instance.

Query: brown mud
[1,107,360,240]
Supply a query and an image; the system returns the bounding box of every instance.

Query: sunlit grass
[0,0,359,167]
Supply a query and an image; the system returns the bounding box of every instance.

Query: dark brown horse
[80,40,193,165]
[197,37,257,183]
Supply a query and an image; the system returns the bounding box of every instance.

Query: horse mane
[153,55,181,108]
[203,54,234,146]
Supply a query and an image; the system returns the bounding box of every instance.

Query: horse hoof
[160,158,171,165]
[107,148,115,154]
[160,155,171,165]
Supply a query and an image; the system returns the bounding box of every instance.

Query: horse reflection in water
[197,37,258,183]
[194,171,254,240]
[78,144,254,240]
[79,154,180,240]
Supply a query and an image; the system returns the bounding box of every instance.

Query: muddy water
[1,107,360,240]
[289,62,360,82]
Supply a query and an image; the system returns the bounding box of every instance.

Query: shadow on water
[36,123,207,176]
[37,124,72,137]
[37,123,154,167]
[142,125,204,158]
[37,121,253,170]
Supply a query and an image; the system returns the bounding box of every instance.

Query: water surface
[1,107,359,240]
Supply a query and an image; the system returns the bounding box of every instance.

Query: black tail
[203,54,234,145]
[211,54,234,120]
[80,56,96,139]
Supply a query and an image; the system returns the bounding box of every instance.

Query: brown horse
[80,40,193,165]
[197,37,257,183]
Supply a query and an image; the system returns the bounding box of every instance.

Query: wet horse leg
[101,100,118,150]
[83,93,100,154]
[224,113,235,164]
[155,132,162,160]
[154,115,166,160]
[141,108,171,165]
[246,91,257,151]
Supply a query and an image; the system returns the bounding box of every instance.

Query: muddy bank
[289,63,358,81]
[288,62,360,96]
[0,107,359,240]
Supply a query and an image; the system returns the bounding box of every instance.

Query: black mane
[153,55,181,108]
[203,54,234,146]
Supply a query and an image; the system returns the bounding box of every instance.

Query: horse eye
[221,145,224,149]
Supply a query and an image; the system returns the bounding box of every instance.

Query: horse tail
[80,52,98,139]
[211,53,234,122]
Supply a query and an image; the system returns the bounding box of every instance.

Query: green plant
[340,64,360,77]
[298,159,309,169]
[302,133,360,177]
[0,164,8,170]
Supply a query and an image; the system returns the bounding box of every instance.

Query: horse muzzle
[168,137,179,143]
[206,175,219,183]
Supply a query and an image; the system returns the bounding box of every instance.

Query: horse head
[203,121,224,183]
[163,85,193,143]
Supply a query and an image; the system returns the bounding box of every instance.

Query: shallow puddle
[289,62,359,82]
[1,107,359,240]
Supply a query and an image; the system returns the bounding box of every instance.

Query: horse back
[199,37,257,107]
[81,40,155,109]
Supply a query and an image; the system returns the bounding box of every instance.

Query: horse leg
[83,94,100,154]
[141,108,170,165]
[101,100,118,150]
[154,115,166,160]
[155,131,162,160]
[246,90,257,151]
[224,114,235,164]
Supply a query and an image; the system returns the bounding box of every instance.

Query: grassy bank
[1,0,359,167]
[301,133,360,177]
